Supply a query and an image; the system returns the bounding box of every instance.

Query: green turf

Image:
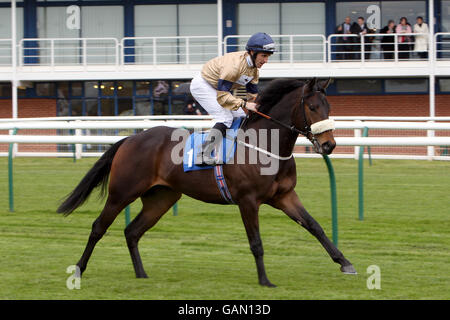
[0,157,448,300]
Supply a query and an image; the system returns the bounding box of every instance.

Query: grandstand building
[0,0,449,119]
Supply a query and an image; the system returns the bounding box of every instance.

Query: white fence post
[75,120,82,160]
[354,120,362,160]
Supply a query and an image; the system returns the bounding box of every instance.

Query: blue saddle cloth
[183,117,243,172]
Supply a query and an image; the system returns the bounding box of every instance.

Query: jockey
[190,32,276,165]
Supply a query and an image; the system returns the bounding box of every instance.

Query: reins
[246,86,315,141]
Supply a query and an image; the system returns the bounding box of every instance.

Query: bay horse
[58,78,356,287]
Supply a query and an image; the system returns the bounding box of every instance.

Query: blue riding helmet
[245,32,276,54]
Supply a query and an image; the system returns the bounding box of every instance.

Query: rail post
[8,128,17,212]
[125,205,131,226]
[358,126,369,220]
[322,154,338,247]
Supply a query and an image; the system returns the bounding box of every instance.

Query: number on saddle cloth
[183,117,243,172]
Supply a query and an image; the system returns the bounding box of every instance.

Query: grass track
[0,157,448,299]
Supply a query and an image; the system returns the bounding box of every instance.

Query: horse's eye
[308,104,317,112]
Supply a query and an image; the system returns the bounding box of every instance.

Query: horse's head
[296,78,336,155]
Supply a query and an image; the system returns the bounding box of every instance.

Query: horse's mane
[255,79,305,114]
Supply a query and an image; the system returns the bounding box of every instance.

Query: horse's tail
[57,138,127,215]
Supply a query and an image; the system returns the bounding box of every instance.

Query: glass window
[57,99,70,116]
[135,98,152,115]
[238,3,280,35]
[37,7,79,38]
[71,99,83,116]
[136,81,150,96]
[85,81,99,97]
[381,1,426,27]
[118,98,133,116]
[36,82,56,96]
[57,82,69,99]
[82,6,123,38]
[100,81,115,97]
[336,2,378,27]
[100,99,115,116]
[134,5,177,37]
[281,3,325,35]
[71,82,83,97]
[117,81,133,97]
[85,99,98,116]
[179,4,217,36]
[336,1,426,31]
[439,78,450,92]
[0,7,24,40]
[385,78,428,93]
[442,1,450,32]
[0,82,11,97]
[336,79,382,93]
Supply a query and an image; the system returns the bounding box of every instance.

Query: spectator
[351,17,374,60]
[335,16,355,60]
[380,20,396,60]
[396,17,413,60]
[413,16,429,59]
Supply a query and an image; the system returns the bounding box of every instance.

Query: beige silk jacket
[201,51,259,111]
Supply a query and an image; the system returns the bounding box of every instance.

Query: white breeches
[190,74,246,128]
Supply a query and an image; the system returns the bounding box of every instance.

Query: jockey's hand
[245,101,259,112]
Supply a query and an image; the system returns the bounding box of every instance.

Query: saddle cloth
[183,117,243,172]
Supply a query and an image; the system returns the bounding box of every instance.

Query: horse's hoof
[340,264,357,275]
[136,273,149,279]
[260,281,277,288]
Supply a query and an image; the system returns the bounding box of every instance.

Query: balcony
[0,33,449,81]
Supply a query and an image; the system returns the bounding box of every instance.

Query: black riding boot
[196,122,228,166]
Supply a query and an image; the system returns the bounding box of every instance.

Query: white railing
[224,34,327,63]
[328,33,430,62]
[18,38,119,67]
[0,32,446,69]
[0,117,449,160]
[121,36,218,65]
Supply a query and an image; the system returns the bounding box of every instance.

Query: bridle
[247,86,333,148]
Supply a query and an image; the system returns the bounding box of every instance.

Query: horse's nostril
[322,141,336,154]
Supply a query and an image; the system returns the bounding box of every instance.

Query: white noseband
[310,119,335,135]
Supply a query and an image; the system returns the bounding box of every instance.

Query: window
[136,81,150,96]
[135,5,177,37]
[35,82,56,96]
[117,81,133,97]
[135,98,152,115]
[385,78,428,93]
[335,79,382,93]
[439,78,450,92]
[0,82,11,97]
[0,7,24,40]
[336,1,426,30]
[238,3,280,35]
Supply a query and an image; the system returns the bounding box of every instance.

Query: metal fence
[1,116,449,161]
[0,32,447,68]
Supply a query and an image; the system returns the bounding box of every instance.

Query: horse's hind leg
[270,190,356,274]
[77,194,131,276]
[124,186,181,278]
[239,199,276,287]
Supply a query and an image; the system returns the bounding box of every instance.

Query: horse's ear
[320,78,333,90]
[307,78,317,91]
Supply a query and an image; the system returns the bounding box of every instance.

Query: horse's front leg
[269,190,357,274]
[238,199,276,287]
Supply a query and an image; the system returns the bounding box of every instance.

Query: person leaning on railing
[380,20,396,61]
[396,17,413,60]
[413,16,429,59]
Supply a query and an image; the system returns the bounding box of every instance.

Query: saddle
[183,117,243,172]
